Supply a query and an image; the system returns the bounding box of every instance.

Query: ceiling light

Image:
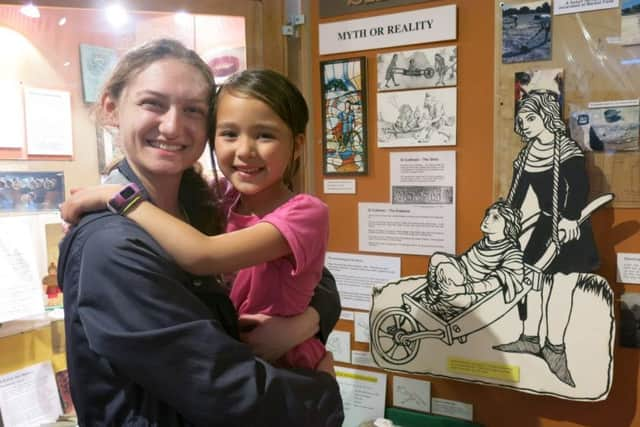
[106,4,128,28]
[174,11,191,26]
[20,3,40,18]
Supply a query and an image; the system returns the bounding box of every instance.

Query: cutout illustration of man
[384,53,400,88]
[434,53,447,86]
[420,92,451,143]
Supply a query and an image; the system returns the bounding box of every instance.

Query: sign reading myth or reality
[319,0,436,18]
[319,4,457,55]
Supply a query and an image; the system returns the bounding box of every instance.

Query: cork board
[493,3,640,207]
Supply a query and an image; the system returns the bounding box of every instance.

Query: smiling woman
[103,58,210,189]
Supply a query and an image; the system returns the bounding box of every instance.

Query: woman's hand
[238,308,320,362]
[60,185,123,224]
[558,218,580,243]
[316,351,336,378]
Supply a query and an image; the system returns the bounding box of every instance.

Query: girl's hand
[60,184,123,224]
[238,308,320,362]
[316,351,336,378]
[558,218,580,243]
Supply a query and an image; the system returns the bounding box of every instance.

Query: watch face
[120,186,136,198]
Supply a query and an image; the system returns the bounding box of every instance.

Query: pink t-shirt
[221,182,329,369]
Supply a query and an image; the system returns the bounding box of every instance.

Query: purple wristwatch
[107,182,143,215]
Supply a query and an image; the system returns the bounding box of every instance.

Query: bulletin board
[314,1,640,426]
[493,3,640,208]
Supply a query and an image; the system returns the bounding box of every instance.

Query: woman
[494,90,599,387]
[58,39,343,426]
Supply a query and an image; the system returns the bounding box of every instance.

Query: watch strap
[107,182,144,215]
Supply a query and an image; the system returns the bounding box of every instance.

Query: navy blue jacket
[58,162,344,426]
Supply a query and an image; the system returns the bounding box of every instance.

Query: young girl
[420,200,524,321]
[64,69,329,370]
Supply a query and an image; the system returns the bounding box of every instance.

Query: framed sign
[321,57,368,175]
[319,4,457,55]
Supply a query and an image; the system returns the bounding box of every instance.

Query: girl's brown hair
[211,69,309,191]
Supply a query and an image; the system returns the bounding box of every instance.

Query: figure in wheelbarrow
[420,200,524,322]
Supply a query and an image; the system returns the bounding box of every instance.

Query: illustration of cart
[380,124,426,140]
[370,194,613,365]
[371,266,539,364]
[395,65,435,79]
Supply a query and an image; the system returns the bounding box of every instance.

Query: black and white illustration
[377,45,457,91]
[392,376,431,413]
[370,91,615,401]
[378,87,457,148]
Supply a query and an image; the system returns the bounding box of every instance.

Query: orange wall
[312,1,640,426]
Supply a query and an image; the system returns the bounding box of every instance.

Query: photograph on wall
[0,172,64,212]
[622,0,640,45]
[569,101,640,152]
[378,87,456,148]
[0,79,25,149]
[377,45,457,91]
[370,91,615,401]
[97,127,123,176]
[79,44,118,104]
[502,1,552,64]
[321,57,367,175]
[42,222,64,309]
[55,370,75,416]
[24,87,73,156]
[201,46,246,85]
[514,68,564,115]
[620,292,640,348]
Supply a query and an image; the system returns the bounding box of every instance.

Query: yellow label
[447,357,520,382]
[336,371,379,383]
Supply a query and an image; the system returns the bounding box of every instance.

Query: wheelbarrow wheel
[423,67,435,79]
[371,308,421,365]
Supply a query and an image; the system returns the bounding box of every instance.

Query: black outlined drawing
[370,90,615,401]
[377,45,457,91]
[378,88,457,148]
[396,385,429,409]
